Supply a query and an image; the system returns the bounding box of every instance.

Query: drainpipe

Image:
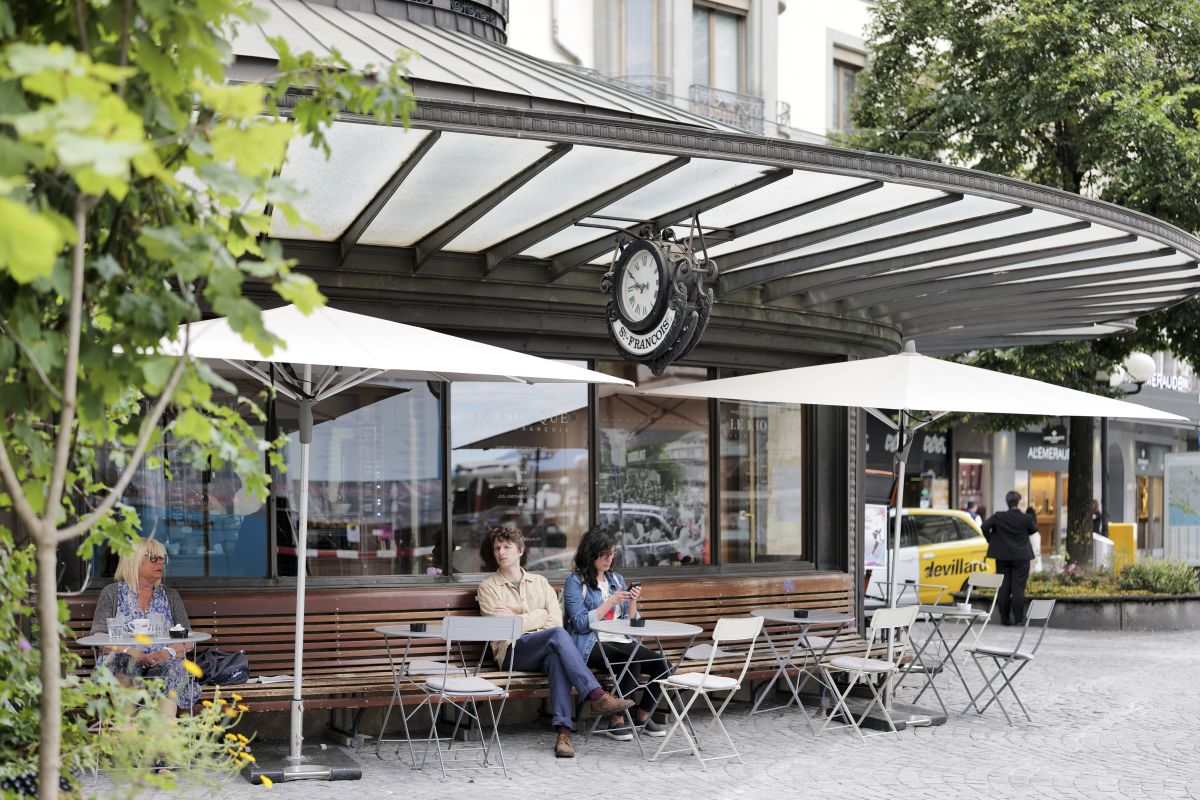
[551,0,583,65]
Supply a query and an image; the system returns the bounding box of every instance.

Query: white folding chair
[960,572,1004,646]
[376,640,466,765]
[821,605,919,742]
[962,599,1055,724]
[421,616,521,779]
[651,616,764,770]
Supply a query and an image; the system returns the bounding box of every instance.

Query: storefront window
[956,457,991,518]
[277,380,443,578]
[598,363,709,568]
[449,368,590,574]
[94,388,270,578]
[719,400,805,564]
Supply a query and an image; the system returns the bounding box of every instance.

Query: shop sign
[1135,441,1171,475]
[864,417,949,471]
[1015,432,1070,471]
[1146,373,1192,393]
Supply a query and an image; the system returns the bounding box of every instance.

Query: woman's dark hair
[573,525,619,588]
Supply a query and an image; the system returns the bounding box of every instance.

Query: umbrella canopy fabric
[167,304,632,387]
[641,344,1185,422]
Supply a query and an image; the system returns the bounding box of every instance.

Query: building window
[449,369,590,574]
[693,4,743,92]
[621,0,657,78]
[719,400,806,565]
[957,456,991,519]
[832,44,865,133]
[276,379,444,578]
[598,363,710,568]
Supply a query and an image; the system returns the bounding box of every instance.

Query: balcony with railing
[688,84,766,133]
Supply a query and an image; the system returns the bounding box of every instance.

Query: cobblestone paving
[109,626,1200,800]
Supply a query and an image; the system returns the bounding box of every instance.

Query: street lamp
[1099,352,1156,536]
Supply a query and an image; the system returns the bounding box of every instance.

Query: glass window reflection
[598,363,709,568]
[276,380,443,577]
[450,369,590,574]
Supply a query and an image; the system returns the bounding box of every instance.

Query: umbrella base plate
[243,743,361,784]
[833,697,946,731]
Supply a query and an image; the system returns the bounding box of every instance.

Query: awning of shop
[233,1,1200,356]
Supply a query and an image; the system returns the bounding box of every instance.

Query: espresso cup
[410,622,427,632]
[793,609,809,619]
[629,617,646,628]
[127,618,152,635]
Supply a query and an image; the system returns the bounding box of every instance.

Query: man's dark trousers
[995,559,1031,625]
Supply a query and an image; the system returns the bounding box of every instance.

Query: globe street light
[1100,352,1155,536]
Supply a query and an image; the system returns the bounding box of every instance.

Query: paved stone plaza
[112,626,1199,800]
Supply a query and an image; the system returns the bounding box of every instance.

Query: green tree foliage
[847,0,1200,564]
[0,2,413,797]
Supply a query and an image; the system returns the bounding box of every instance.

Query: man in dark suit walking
[981,490,1038,625]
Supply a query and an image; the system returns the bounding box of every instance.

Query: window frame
[693,2,747,93]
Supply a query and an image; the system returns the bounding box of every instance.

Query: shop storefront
[55,0,1200,602]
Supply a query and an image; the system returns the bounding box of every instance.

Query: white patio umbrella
[163,304,631,781]
[642,341,1185,613]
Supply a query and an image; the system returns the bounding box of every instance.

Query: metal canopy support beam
[547,167,794,276]
[721,201,1028,296]
[819,237,1159,312]
[767,220,1093,304]
[485,156,691,276]
[863,260,1198,318]
[338,131,441,266]
[880,271,1200,321]
[915,317,1148,349]
[697,179,885,246]
[900,298,1170,332]
[716,193,964,281]
[413,143,574,272]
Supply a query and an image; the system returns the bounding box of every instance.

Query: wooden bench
[65,571,865,735]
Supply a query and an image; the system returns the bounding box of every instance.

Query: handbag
[194,648,250,685]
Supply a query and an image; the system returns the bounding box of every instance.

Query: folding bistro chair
[821,605,919,742]
[651,616,763,770]
[959,572,1004,646]
[421,616,522,779]
[376,633,466,765]
[962,598,1055,724]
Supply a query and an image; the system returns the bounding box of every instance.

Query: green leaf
[0,198,65,282]
[274,271,325,314]
[196,82,265,119]
[210,121,294,178]
[172,408,212,443]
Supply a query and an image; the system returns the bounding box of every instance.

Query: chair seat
[801,635,832,649]
[404,659,466,676]
[683,644,743,661]
[664,672,740,691]
[829,655,896,673]
[969,644,1035,661]
[426,675,505,696]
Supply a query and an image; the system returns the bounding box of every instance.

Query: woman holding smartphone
[563,526,669,740]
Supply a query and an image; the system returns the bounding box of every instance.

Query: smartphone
[627,582,641,591]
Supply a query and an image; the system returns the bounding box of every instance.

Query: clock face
[618,249,661,325]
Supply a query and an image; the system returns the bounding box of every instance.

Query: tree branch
[0,425,43,535]
[57,336,189,542]
[44,195,94,526]
[0,316,63,401]
[73,0,90,52]
[117,0,131,97]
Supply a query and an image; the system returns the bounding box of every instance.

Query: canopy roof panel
[235,1,1200,356]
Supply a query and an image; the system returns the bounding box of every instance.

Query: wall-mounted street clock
[602,226,717,375]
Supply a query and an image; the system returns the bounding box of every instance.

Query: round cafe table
[748,608,854,732]
[587,618,702,758]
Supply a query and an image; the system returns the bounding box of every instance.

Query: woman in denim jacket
[563,526,669,740]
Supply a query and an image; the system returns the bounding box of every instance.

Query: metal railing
[688,84,766,133]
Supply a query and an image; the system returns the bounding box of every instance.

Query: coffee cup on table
[410,623,427,632]
[127,618,152,635]
[629,617,646,628]
[793,609,809,619]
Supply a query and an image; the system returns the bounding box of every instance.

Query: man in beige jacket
[477,524,632,758]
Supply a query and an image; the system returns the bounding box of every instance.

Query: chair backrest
[441,615,523,686]
[963,572,1005,643]
[864,605,918,662]
[1002,599,1055,660]
[701,616,764,688]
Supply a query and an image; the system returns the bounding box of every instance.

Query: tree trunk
[36,530,62,800]
[1066,416,1095,566]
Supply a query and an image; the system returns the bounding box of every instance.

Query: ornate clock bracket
[601,214,719,375]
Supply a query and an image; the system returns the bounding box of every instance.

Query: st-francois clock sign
[601,228,716,375]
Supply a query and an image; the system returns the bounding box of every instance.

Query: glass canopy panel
[359,133,556,247]
[445,147,677,252]
[700,183,947,259]
[527,160,767,259]
[696,171,876,228]
[1000,254,1193,283]
[904,225,1139,272]
[724,195,1021,274]
[271,125,434,240]
[272,0,383,69]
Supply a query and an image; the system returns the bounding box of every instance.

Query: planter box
[962,594,1200,631]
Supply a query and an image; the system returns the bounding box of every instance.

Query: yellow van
[867,509,996,605]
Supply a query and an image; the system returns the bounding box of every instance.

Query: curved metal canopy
[234,0,1200,356]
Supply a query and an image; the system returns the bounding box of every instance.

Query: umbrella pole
[889,411,909,610]
[288,396,311,766]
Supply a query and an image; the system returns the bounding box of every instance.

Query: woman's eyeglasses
[145,554,168,565]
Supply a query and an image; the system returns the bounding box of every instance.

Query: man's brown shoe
[554,732,575,758]
[589,691,635,716]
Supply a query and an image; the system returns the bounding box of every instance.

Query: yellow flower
[133,634,152,646]
[225,733,238,741]
[242,754,257,763]
[224,706,238,717]
[213,724,224,733]
[183,660,203,678]
[168,690,177,699]
[236,734,250,744]
[202,700,213,708]
[236,704,250,712]
[231,693,244,702]
[260,776,274,789]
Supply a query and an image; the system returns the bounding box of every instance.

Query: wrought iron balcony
[688,84,766,133]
